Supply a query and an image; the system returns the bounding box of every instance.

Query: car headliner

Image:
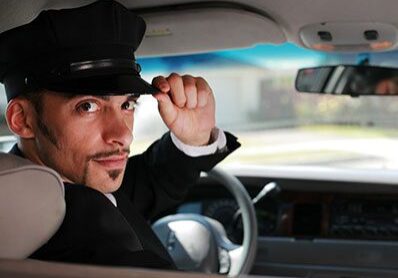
[1,0,398,56]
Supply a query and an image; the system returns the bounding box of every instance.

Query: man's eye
[121,100,137,111]
[77,101,100,113]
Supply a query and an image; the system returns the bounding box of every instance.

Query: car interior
[1,0,398,277]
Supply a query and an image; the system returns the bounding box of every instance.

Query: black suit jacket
[10,132,240,269]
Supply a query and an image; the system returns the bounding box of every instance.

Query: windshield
[2,42,398,169]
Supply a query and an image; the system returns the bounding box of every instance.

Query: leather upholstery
[0,153,65,259]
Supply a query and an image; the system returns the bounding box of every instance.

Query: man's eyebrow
[96,95,111,101]
[127,95,140,101]
[58,94,139,101]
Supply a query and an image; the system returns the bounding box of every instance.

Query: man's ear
[6,98,35,139]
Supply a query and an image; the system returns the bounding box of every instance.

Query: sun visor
[136,8,286,57]
[300,22,398,52]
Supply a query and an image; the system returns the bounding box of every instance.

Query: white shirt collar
[103,193,117,207]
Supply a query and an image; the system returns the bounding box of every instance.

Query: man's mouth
[93,154,128,169]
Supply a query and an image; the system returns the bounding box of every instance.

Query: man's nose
[102,110,133,148]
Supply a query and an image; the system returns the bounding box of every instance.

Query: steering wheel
[152,167,258,276]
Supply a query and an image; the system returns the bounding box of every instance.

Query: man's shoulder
[63,183,117,212]
[60,184,135,239]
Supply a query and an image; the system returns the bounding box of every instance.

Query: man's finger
[196,77,211,108]
[183,75,197,109]
[167,73,186,108]
[153,92,178,127]
[152,76,170,93]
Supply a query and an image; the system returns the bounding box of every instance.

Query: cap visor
[42,74,159,96]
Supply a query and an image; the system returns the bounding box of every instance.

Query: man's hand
[152,73,215,146]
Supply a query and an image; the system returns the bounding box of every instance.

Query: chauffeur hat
[0,0,158,101]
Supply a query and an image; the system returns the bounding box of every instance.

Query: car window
[135,43,398,170]
[0,85,13,152]
[2,42,398,170]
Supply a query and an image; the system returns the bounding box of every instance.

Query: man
[0,0,239,270]
[375,77,398,95]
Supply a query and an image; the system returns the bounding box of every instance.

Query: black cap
[0,0,158,101]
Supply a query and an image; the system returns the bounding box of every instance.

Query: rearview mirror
[295,65,398,96]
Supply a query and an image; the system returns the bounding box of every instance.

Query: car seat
[0,153,65,259]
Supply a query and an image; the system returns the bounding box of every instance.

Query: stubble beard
[36,113,60,149]
[108,169,123,181]
[81,163,124,185]
[36,115,128,188]
[82,149,130,187]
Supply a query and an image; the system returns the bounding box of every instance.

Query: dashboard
[171,167,398,277]
[179,189,398,243]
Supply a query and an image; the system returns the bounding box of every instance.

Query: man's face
[29,91,137,193]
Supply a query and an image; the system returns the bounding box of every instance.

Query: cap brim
[41,74,159,96]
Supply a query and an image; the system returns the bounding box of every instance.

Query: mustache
[87,148,130,161]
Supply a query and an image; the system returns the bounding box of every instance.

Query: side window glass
[0,84,15,152]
